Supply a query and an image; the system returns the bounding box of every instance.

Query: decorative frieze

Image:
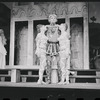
[11,2,87,20]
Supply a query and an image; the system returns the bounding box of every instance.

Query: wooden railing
[0,65,100,83]
[70,69,100,83]
[4,65,40,82]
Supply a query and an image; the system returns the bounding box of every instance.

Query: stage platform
[0,83,100,100]
[0,82,100,90]
[0,67,100,100]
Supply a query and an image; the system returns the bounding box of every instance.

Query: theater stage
[0,82,100,90]
[0,83,100,100]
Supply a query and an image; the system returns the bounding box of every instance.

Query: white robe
[0,37,7,69]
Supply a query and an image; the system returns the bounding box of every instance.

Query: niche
[70,17,84,69]
[14,21,28,65]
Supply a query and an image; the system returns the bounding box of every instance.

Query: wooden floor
[0,82,100,90]
[0,82,100,100]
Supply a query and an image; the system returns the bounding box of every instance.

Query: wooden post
[1,77,5,82]
[96,71,100,83]
[28,71,32,75]
[11,69,20,82]
[70,71,77,83]
[22,77,27,82]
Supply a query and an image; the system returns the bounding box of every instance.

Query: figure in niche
[35,14,71,84]
[0,29,7,69]
[70,24,83,69]
[15,26,28,65]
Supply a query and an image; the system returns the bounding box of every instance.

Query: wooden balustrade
[0,66,100,83]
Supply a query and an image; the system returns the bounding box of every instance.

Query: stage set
[0,2,100,100]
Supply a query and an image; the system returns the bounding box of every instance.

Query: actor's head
[48,14,57,24]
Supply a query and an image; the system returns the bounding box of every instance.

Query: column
[83,15,89,69]
[27,20,33,66]
[33,22,36,65]
[9,19,15,66]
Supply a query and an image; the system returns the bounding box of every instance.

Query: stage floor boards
[0,82,100,90]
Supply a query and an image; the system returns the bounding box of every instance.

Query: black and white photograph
[0,1,100,100]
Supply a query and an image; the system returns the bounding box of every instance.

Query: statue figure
[0,29,7,69]
[58,23,71,84]
[45,14,61,84]
[35,14,71,84]
[35,25,48,84]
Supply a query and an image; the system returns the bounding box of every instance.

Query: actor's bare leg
[65,56,70,84]
[58,58,66,84]
[51,56,59,84]
[37,55,47,84]
[65,70,70,84]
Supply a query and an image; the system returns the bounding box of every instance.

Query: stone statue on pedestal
[35,14,71,84]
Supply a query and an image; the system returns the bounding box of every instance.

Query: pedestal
[51,65,58,84]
